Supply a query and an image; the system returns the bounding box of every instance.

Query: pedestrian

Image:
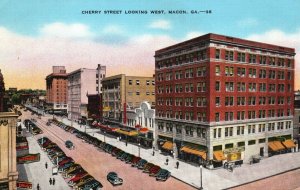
[152,150,155,156]
[176,161,179,169]
[126,141,128,146]
[45,162,48,169]
[49,178,52,185]
[37,183,40,190]
[166,158,169,165]
[52,178,55,185]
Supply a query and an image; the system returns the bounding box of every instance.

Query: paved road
[230,168,300,190]
[23,110,195,190]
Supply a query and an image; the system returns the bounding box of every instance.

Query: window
[259,83,266,92]
[269,84,276,92]
[197,82,206,92]
[237,97,246,106]
[248,68,256,78]
[225,82,234,92]
[185,126,194,136]
[215,81,220,91]
[146,80,150,85]
[176,125,182,134]
[175,71,183,80]
[185,68,194,78]
[215,49,220,59]
[215,65,220,76]
[225,127,233,137]
[277,71,285,80]
[258,110,266,118]
[259,97,266,105]
[259,139,266,144]
[225,66,234,76]
[259,69,267,78]
[248,96,256,105]
[268,96,275,105]
[260,56,267,64]
[215,97,220,107]
[197,128,206,138]
[225,51,234,61]
[237,52,246,62]
[225,97,234,106]
[165,72,173,81]
[237,126,245,135]
[268,70,276,79]
[249,83,256,92]
[237,111,245,120]
[268,123,275,131]
[248,125,256,134]
[215,113,220,122]
[258,124,266,132]
[152,80,155,85]
[197,97,207,107]
[287,59,291,67]
[197,67,207,77]
[146,92,150,95]
[249,54,256,63]
[136,80,140,85]
[237,141,245,147]
[136,91,140,95]
[128,92,133,96]
[237,67,246,77]
[237,82,246,92]
[129,80,132,85]
[197,112,206,122]
[287,72,292,80]
[248,140,256,145]
[225,112,234,121]
[269,57,275,65]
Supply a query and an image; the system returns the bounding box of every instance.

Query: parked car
[143,163,155,173]
[137,159,148,169]
[73,178,93,189]
[107,172,123,186]
[116,151,126,159]
[59,163,78,173]
[67,171,88,186]
[111,148,121,156]
[125,154,134,163]
[131,157,142,167]
[65,140,75,149]
[149,166,161,176]
[156,169,171,181]
[79,179,103,190]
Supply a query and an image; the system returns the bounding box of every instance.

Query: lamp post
[138,141,141,157]
[199,164,203,190]
[103,131,106,143]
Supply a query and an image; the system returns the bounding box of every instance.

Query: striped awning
[115,129,138,136]
[181,146,206,160]
[162,141,173,150]
[268,141,286,151]
[213,151,226,161]
[282,139,296,149]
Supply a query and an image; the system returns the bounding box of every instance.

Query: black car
[137,159,148,169]
[65,140,75,149]
[107,172,123,186]
[156,169,171,181]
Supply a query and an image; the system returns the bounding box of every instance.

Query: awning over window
[115,129,138,136]
[213,151,226,161]
[181,146,206,160]
[162,141,173,150]
[139,128,149,133]
[268,141,286,151]
[282,139,296,149]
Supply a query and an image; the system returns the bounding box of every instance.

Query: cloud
[102,25,125,35]
[237,18,258,28]
[0,25,177,89]
[247,29,300,89]
[149,20,171,30]
[40,22,94,39]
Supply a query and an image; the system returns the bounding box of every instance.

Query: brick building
[45,66,68,114]
[87,94,102,121]
[102,74,155,123]
[155,33,295,167]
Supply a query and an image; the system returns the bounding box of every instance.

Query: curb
[171,175,199,189]
[225,166,300,190]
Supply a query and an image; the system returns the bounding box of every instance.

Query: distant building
[45,66,68,114]
[87,94,102,121]
[68,64,106,121]
[102,74,155,123]
[0,69,4,112]
[0,112,19,189]
[155,33,295,166]
[294,90,300,142]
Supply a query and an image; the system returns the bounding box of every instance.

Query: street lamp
[103,131,106,143]
[199,164,203,190]
[138,142,141,157]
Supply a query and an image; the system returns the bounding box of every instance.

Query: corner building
[155,33,295,167]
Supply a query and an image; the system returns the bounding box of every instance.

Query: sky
[0,0,300,89]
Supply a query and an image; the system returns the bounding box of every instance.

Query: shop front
[179,143,207,166]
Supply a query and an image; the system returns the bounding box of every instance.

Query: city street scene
[0,1,300,190]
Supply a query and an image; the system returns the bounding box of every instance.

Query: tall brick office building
[155,33,295,167]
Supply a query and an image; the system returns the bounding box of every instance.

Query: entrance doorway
[260,147,264,157]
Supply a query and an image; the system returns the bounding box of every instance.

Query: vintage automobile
[67,171,89,186]
[149,165,161,176]
[69,175,93,187]
[79,179,103,190]
[58,157,73,166]
[156,169,171,181]
[65,140,75,149]
[73,178,94,189]
[120,153,131,162]
[125,154,135,164]
[131,157,142,167]
[143,163,155,173]
[107,172,123,186]
[116,151,126,159]
[64,166,84,178]
[59,163,78,173]
[137,159,148,169]
[111,148,121,156]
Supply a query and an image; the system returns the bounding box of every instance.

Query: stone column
[173,125,178,159]
[264,137,269,157]
[7,115,18,190]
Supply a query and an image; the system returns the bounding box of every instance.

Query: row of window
[213,121,292,138]
[156,109,292,121]
[128,91,155,96]
[215,65,292,79]
[128,80,155,86]
[158,122,206,138]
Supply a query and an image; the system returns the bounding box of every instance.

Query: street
[22,109,195,190]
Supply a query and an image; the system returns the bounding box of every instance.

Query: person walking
[37,183,40,190]
[52,178,55,185]
[152,150,155,156]
[45,162,48,169]
[49,178,52,185]
[176,161,179,169]
[166,158,169,165]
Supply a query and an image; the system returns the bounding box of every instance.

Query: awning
[213,151,226,161]
[115,129,138,136]
[268,141,286,151]
[162,141,173,150]
[282,139,296,149]
[181,146,206,160]
[139,128,149,133]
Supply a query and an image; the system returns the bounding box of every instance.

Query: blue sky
[0,0,300,89]
[0,0,299,39]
